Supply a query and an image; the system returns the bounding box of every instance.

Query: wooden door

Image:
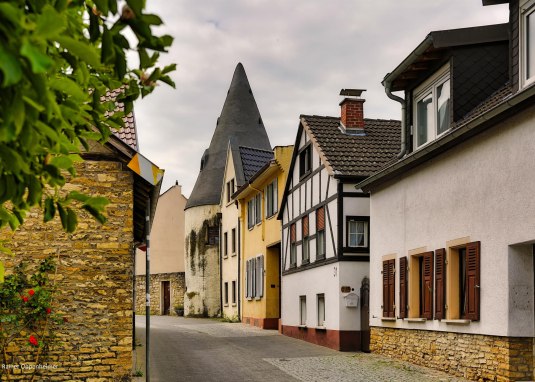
[162,281,170,315]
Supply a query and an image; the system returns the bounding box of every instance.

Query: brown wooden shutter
[290,223,296,243]
[399,257,408,319]
[317,207,325,231]
[434,248,446,320]
[465,241,480,321]
[302,215,309,237]
[388,260,395,317]
[382,260,389,317]
[422,251,433,319]
[382,259,395,318]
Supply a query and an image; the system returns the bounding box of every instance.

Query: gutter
[383,80,407,159]
[357,84,535,191]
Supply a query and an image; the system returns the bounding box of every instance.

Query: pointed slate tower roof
[186,63,272,209]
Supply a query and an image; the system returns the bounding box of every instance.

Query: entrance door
[162,281,170,315]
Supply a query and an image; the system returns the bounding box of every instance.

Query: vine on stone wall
[0,257,63,381]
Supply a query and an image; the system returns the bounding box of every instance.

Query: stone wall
[371,327,534,381]
[0,160,134,381]
[134,273,185,315]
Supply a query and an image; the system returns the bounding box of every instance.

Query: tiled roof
[239,146,274,182]
[100,87,138,150]
[302,115,401,177]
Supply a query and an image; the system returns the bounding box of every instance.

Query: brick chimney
[339,89,366,129]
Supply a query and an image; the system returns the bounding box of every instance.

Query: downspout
[383,79,407,159]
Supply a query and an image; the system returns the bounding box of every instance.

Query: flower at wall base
[22,296,29,302]
[29,335,38,347]
[28,289,35,296]
[46,308,51,314]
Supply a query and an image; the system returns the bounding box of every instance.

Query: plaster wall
[369,106,535,337]
[221,151,240,318]
[136,185,187,275]
[184,204,221,317]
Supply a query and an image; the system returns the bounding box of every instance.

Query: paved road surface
[134,315,467,382]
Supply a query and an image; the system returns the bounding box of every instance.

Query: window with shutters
[246,256,264,299]
[382,259,395,318]
[434,248,446,320]
[290,223,297,267]
[399,257,408,319]
[316,207,326,259]
[409,251,433,319]
[447,241,480,321]
[247,199,255,229]
[265,179,278,218]
[255,194,262,225]
[302,215,310,263]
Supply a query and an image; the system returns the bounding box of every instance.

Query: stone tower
[184,63,272,317]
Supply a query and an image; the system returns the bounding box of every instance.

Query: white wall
[369,106,535,337]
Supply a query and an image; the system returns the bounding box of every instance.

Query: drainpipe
[383,80,407,159]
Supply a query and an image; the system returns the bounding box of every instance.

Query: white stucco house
[358,2,535,380]
[278,90,400,351]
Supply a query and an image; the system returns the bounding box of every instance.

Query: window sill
[443,319,471,325]
[255,297,263,301]
[223,255,228,259]
[289,263,297,269]
[301,259,310,265]
[231,252,237,257]
[298,324,307,329]
[223,304,229,307]
[266,214,277,220]
[231,303,237,307]
[405,318,427,323]
[381,317,396,322]
[315,326,327,331]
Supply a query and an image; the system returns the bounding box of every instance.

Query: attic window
[521,0,535,87]
[413,64,450,149]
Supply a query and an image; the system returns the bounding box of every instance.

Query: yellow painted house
[234,145,293,329]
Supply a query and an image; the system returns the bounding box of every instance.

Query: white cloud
[134,0,509,198]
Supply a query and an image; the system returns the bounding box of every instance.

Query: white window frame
[317,294,325,327]
[347,217,369,248]
[521,0,535,87]
[265,179,278,218]
[299,296,307,325]
[413,64,451,149]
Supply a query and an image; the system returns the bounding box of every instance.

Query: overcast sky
[132,0,509,198]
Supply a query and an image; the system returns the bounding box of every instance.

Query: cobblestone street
[135,315,468,382]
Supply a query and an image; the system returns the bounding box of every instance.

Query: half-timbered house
[278,91,400,351]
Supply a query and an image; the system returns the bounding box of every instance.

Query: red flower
[29,335,38,347]
[63,317,68,323]
[28,289,35,296]
[46,308,51,314]
[22,296,29,302]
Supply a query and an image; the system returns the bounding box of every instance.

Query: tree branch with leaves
[0,0,175,235]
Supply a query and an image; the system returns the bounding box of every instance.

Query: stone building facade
[135,273,185,315]
[1,159,136,381]
[0,96,161,380]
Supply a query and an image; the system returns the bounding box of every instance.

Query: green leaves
[0,0,175,233]
[0,46,22,86]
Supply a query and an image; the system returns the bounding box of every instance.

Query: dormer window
[413,64,451,149]
[521,0,535,87]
